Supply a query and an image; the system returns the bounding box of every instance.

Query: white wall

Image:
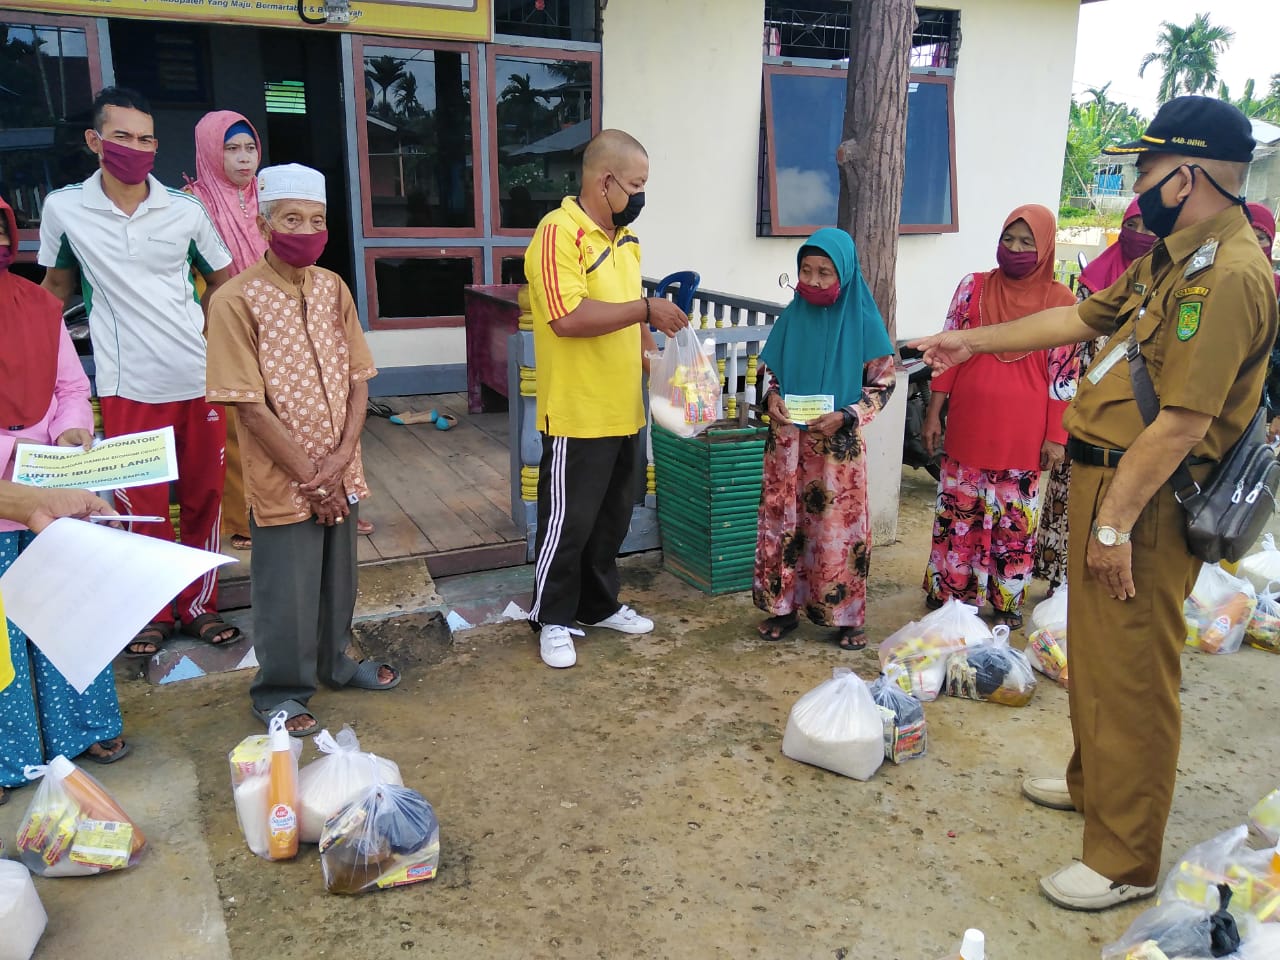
[599,0,1082,340]
[367,327,466,367]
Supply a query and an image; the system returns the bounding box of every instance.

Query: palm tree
[394,73,422,118]
[1139,14,1235,104]
[364,55,407,110]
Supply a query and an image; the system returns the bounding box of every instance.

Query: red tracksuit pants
[98,395,226,626]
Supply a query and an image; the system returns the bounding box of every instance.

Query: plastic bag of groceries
[1159,825,1250,910]
[943,625,1037,706]
[1223,847,1280,925]
[1101,900,1219,960]
[298,727,403,844]
[1239,532,1280,594]
[648,326,722,438]
[1246,580,1280,654]
[228,731,303,858]
[781,667,884,781]
[1027,586,1069,685]
[320,779,440,895]
[1250,787,1280,846]
[1184,564,1257,655]
[0,859,46,960]
[878,599,992,702]
[16,755,146,877]
[868,666,927,764]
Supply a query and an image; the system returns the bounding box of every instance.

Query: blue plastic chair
[654,270,700,315]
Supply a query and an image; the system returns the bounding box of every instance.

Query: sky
[1072,0,1280,119]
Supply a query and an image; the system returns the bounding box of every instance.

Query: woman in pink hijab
[188,112,375,540]
[1032,199,1155,593]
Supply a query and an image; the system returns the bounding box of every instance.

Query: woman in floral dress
[753,228,896,650]
[921,204,1079,629]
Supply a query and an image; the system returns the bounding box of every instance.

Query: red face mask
[1118,227,1157,261]
[796,280,840,306]
[996,245,1038,279]
[99,139,155,185]
[268,229,328,268]
[0,247,13,273]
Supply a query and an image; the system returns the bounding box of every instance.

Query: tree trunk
[836,0,917,343]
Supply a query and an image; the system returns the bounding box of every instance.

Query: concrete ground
[3,467,1278,960]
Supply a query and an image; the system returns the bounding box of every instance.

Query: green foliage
[1139,13,1235,104]
[1217,77,1280,122]
[1060,85,1148,204]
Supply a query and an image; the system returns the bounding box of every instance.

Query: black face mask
[607,176,645,227]
[1136,166,1188,239]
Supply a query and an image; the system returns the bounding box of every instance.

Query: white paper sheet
[0,518,235,693]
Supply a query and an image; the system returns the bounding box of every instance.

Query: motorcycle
[899,343,942,481]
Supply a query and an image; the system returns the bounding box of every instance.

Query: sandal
[835,627,867,651]
[182,612,242,647]
[356,518,375,536]
[994,611,1024,630]
[345,659,401,690]
[252,699,319,738]
[434,413,458,432]
[390,408,437,425]
[924,595,944,611]
[230,534,252,550]
[125,621,174,659]
[367,400,393,419]
[757,612,799,642]
[80,738,131,765]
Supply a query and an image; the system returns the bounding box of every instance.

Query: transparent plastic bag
[1224,847,1280,924]
[15,755,145,877]
[648,326,722,438]
[869,666,926,764]
[228,731,303,858]
[1250,788,1280,846]
[298,727,403,844]
[1101,901,1214,960]
[1246,581,1280,654]
[1184,564,1256,655]
[878,600,991,702]
[1159,825,1250,910]
[0,860,46,960]
[320,781,440,895]
[1239,533,1280,595]
[1028,586,1069,685]
[943,625,1037,707]
[781,667,884,781]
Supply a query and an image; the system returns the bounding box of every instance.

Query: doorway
[107,20,353,282]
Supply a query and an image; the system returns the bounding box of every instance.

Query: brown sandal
[757,613,799,641]
[835,627,867,651]
[125,621,174,658]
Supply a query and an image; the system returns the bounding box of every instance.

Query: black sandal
[835,627,866,651]
[124,621,174,659]
[993,611,1024,630]
[181,612,242,647]
[757,612,799,641]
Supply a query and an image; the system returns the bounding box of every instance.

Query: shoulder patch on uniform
[1184,239,1218,278]
[1176,301,1202,340]
[1173,285,1210,299]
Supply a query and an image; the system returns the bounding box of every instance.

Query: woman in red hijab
[920,204,1079,628]
[1033,200,1155,592]
[0,195,129,805]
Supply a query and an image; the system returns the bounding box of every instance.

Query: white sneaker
[581,604,654,635]
[1040,861,1155,911]
[1021,776,1077,811]
[539,625,582,668]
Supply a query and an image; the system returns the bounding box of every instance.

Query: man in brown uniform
[205,163,400,737]
[912,96,1278,911]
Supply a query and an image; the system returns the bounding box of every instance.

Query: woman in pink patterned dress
[753,228,896,650]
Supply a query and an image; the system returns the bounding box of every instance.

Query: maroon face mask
[796,280,840,307]
[996,245,1038,279]
[99,139,155,185]
[1118,227,1157,261]
[268,228,328,268]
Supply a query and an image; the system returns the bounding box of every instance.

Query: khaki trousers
[221,408,251,539]
[1064,463,1202,887]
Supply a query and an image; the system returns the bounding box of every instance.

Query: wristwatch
[1091,523,1131,546]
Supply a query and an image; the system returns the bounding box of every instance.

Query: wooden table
[464,284,523,414]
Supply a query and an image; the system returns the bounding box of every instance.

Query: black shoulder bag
[1127,330,1280,563]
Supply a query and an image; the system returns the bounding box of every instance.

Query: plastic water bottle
[266,711,300,861]
[935,929,985,960]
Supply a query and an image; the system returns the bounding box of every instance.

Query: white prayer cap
[257,163,326,204]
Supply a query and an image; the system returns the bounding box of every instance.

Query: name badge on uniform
[1087,343,1127,384]
[1184,239,1218,279]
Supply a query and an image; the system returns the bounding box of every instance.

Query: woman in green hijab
[753,228,896,650]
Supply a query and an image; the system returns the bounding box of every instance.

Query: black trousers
[528,433,638,628]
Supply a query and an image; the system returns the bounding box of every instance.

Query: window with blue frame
[760,66,957,235]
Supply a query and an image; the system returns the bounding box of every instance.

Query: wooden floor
[357,393,526,577]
